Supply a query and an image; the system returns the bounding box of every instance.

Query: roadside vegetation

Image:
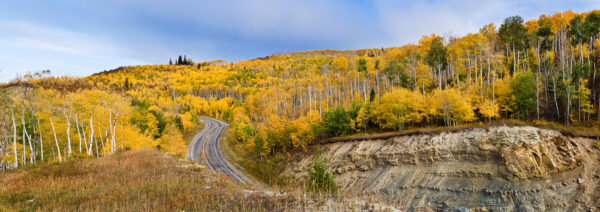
[306,155,338,194]
[0,148,401,211]
[0,148,294,211]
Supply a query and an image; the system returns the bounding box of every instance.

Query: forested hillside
[1,10,600,183]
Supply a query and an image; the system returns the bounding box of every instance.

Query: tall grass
[0,147,402,211]
[0,148,298,211]
[306,155,338,194]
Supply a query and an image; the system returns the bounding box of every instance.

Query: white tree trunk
[21,111,26,166]
[64,111,72,157]
[21,112,33,163]
[11,110,18,168]
[110,112,118,154]
[50,116,62,162]
[81,122,89,155]
[89,115,94,156]
[75,115,82,153]
[38,118,44,161]
[98,124,104,154]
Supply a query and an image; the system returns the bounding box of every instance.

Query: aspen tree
[49,115,62,162]
[12,109,17,168]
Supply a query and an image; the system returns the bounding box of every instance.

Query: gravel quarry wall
[284,126,600,211]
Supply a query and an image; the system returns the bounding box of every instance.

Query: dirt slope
[285,126,600,211]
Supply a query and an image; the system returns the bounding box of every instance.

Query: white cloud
[2,0,600,82]
[0,21,143,82]
[0,21,125,56]
[84,0,372,47]
[373,0,511,46]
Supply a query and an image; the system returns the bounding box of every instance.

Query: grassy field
[0,147,402,211]
[0,148,298,211]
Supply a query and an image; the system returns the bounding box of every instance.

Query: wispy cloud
[0,0,599,82]
[0,21,124,56]
[0,21,142,81]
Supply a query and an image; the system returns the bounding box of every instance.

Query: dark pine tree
[124,78,130,90]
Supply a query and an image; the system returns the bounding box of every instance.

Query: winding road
[187,117,252,184]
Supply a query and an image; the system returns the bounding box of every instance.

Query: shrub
[323,106,353,136]
[306,156,338,194]
[510,72,536,119]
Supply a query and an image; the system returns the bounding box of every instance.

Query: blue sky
[1,0,599,82]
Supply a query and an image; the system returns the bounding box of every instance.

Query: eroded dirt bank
[284,126,600,211]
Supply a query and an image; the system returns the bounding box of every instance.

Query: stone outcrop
[284,126,600,211]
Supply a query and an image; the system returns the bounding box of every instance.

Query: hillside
[284,125,600,211]
[0,148,268,211]
[1,8,600,199]
[0,148,402,211]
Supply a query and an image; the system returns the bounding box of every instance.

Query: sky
[1,0,599,82]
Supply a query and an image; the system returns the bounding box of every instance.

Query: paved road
[187,117,252,184]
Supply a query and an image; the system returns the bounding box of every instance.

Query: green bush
[323,106,352,136]
[510,72,536,119]
[306,156,338,193]
[323,104,360,136]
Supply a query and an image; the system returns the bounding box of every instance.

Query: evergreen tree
[124,78,130,90]
[584,11,600,37]
[357,58,367,73]
[499,15,527,49]
[323,106,352,136]
[425,36,448,90]
[568,15,586,46]
[511,72,536,119]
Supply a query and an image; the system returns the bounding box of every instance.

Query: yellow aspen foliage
[418,34,438,53]
[251,127,270,157]
[355,103,370,133]
[370,88,427,130]
[179,112,196,132]
[158,125,186,157]
[433,88,475,126]
[118,125,155,150]
[572,79,594,123]
[145,113,160,138]
[494,77,514,114]
[289,116,311,151]
[148,105,160,112]
[578,80,594,115]
[332,57,348,71]
[231,107,253,144]
[478,99,500,121]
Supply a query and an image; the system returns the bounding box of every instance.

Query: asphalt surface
[187,117,252,184]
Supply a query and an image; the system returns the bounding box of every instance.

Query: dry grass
[0,148,299,211]
[0,124,408,211]
[0,148,403,211]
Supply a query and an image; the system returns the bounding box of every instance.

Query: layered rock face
[285,126,600,211]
